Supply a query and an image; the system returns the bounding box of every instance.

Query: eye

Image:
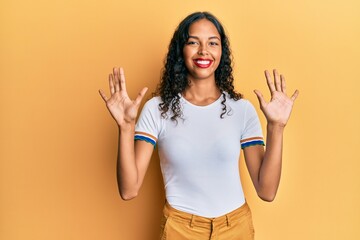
[209,41,219,46]
[186,41,199,45]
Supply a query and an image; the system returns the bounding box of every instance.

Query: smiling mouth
[193,59,213,68]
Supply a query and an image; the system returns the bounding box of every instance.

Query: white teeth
[196,60,210,65]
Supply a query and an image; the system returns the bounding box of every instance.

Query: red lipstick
[193,58,213,68]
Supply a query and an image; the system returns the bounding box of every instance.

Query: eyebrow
[188,35,221,41]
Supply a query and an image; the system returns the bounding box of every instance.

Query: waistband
[163,201,251,229]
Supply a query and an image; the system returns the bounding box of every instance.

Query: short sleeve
[240,101,265,149]
[134,98,161,147]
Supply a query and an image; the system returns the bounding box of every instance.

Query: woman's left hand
[254,69,299,127]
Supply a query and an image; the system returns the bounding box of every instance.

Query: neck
[182,76,222,106]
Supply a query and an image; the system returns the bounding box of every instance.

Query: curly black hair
[154,11,242,121]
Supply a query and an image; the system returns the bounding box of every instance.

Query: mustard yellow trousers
[160,201,255,240]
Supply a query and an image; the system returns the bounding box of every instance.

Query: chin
[188,70,216,81]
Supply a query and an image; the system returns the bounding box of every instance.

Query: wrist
[267,122,286,131]
[118,121,135,132]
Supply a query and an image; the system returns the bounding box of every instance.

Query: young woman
[99,12,298,240]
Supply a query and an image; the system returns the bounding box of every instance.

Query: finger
[109,74,115,95]
[134,87,148,106]
[265,70,276,93]
[291,90,299,101]
[254,89,267,107]
[280,74,286,93]
[98,89,108,102]
[119,67,127,92]
[113,67,120,92]
[273,69,281,91]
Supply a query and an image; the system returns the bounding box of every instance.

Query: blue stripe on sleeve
[134,135,156,147]
[241,140,265,149]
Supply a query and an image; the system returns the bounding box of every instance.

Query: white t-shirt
[135,93,264,217]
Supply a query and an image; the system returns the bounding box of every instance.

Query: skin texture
[155,12,241,122]
[183,19,222,83]
[99,19,299,201]
[182,19,223,105]
[246,70,299,201]
[99,68,151,199]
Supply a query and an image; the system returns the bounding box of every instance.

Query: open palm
[99,67,148,126]
[254,69,299,127]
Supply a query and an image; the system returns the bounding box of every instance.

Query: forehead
[188,19,220,38]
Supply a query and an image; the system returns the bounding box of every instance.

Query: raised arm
[99,67,154,200]
[244,69,299,202]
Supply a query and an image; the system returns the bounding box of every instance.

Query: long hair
[154,11,242,121]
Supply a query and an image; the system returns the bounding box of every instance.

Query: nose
[197,44,208,55]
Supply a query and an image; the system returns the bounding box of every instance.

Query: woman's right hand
[99,67,148,127]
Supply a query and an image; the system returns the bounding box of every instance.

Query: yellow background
[1,0,359,239]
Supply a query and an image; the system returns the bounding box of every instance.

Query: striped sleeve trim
[134,131,157,146]
[240,137,265,149]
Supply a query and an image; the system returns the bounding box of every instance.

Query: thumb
[253,90,266,107]
[99,89,108,102]
[134,87,148,106]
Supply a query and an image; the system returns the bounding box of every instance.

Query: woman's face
[183,19,222,82]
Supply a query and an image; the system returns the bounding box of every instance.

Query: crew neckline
[180,93,224,108]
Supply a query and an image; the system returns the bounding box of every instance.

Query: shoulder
[144,96,162,106]
[223,93,260,120]
[142,96,162,111]
[224,92,252,109]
